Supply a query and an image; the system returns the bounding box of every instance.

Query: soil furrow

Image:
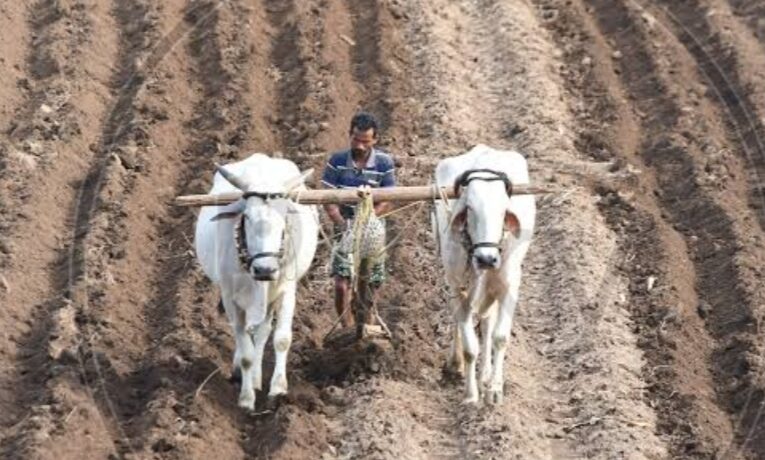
[728,0,765,47]
[0,4,28,129]
[264,0,312,156]
[57,1,166,454]
[535,0,728,456]
[87,1,246,455]
[346,0,393,129]
[11,0,232,455]
[653,1,765,455]
[656,0,765,231]
[0,0,121,457]
[586,0,765,457]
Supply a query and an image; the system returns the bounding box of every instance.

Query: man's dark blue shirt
[321,148,396,219]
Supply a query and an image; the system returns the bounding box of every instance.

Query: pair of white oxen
[194,144,536,410]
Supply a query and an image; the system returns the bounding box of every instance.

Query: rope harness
[234,193,292,276]
[234,214,283,272]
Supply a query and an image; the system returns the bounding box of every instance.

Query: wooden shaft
[172,184,554,207]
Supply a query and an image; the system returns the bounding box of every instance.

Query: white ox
[432,144,536,404]
[194,153,318,410]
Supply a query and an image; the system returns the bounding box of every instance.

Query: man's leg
[331,246,355,328]
[363,259,390,336]
[334,275,354,327]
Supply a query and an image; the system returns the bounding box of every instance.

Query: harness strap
[451,169,514,256]
[235,214,283,272]
[454,168,513,198]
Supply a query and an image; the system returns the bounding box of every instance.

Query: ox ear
[210,200,245,222]
[210,211,240,222]
[449,200,468,232]
[504,211,521,238]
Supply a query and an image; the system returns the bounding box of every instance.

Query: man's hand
[374,201,393,217]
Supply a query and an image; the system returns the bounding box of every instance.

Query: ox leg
[269,286,296,398]
[220,290,241,377]
[446,292,465,377]
[449,323,465,378]
[250,310,273,392]
[458,307,480,404]
[234,308,257,410]
[480,305,497,389]
[488,260,525,405]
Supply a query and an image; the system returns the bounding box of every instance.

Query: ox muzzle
[469,241,503,270]
[247,252,282,281]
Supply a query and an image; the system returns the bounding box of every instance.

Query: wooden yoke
[172,183,554,207]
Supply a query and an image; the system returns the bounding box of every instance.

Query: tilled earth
[1,0,765,458]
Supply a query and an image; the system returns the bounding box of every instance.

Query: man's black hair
[349,112,379,137]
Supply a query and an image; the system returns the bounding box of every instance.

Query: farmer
[321,112,396,328]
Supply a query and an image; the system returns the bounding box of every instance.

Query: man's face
[350,127,376,157]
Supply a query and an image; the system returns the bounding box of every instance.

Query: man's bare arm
[324,204,345,225]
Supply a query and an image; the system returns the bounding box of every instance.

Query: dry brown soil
[2,0,765,458]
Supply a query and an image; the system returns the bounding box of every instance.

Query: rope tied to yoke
[348,188,387,292]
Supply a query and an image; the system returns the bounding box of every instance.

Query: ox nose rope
[469,241,504,255]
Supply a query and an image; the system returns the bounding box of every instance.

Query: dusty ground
[2,0,765,458]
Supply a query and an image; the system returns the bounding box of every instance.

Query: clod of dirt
[115,146,140,171]
[321,386,348,407]
[10,148,38,171]
[23,140,44,156]
[697,302,711,319]
[48,303,80,363]
[151,437,175,453]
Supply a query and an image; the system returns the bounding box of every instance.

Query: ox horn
[215,162,249,191]
[283,168,315,192]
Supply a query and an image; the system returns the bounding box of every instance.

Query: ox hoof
[441,363,465,383]
[268,387,287,399]
[447,351,465,377]
[361,324,386,338]
[485,388,504,406]
[238,393,256,411]
[268,375,288,398]
[461,395,480,406]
